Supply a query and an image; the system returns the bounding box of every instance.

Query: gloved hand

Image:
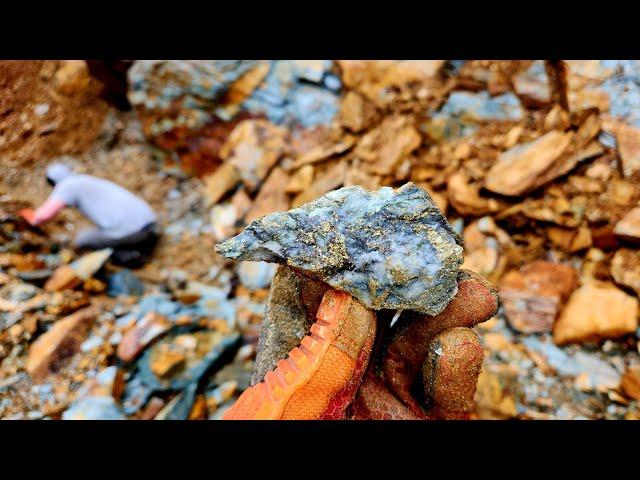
[223,268,498,420]
[18,208,37,226]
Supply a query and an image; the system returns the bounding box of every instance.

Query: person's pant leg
[74,228,121,249]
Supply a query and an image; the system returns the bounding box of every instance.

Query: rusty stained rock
[339,91,379,132]
[353,115,421,176]
[547,225,593,253]
[292,160,347,208]
[202,163,241,206]
[614,205,640,241]
[610,248,640,295]
[44,249,112,292]
[338,60,446,109]
[499,261,579,334]
[621,365,640,401]
[447,171,504,216]
[553,281,638,345]
[26,306,98,382]
[485,116,603,197]
[217,183,463,315]
[617,123,640,178]
[244,167,290,223]
[218,119,289,192]
[117,311,172,362]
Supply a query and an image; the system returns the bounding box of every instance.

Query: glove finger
[423,327,484,420]
[349,371,425,420]
[382,269,498,415]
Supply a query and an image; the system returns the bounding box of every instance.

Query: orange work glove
[18,208,37,226]
[223,268,498,420]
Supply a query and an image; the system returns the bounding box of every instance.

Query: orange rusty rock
[614,206,640,241]
[353,115,421,176]
[149,344,187,378]
[621,365,640,401]
[219,119,288,191]
[188,394,208,420]
[499,261,579,333]
[339,91,379,132]
[202,162,240,206]
[485,130,573,196]
[26,306,97,382]
[44,265,81,292]
[617,123,640,178]
[140,397,165,420]
[245,167,290,222]
[547,225,592,253]
[611,248,640,296]
[553,281,638,345]
[117,311,172,362]
[447,171,502,216]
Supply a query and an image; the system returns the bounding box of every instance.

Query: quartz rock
[216,183,463,315]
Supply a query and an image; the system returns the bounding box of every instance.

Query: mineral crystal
[216,183,463,315]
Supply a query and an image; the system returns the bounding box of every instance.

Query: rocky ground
[2,60,640,420]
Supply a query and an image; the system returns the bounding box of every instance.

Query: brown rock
[219,119,288,191]
[547,225,592,253]
[245,167,290,222]
[353,115,421,176]
[140,397,165,420]
[621,365,640,401]
[293,135,355,169]
[26,306,97,382]
[614,206,640,241]
[447,171,503,216]
[617,123,640,178]
[611,248,640,295]
[54,60,90,96]
[44,249,112,292]
[486,118,602,197]
[499,261,579,333]
[117,311,172,362]
[44,265,81,292]
[285,165,314,194]
[474,365,518,420]
[292,161,346,208]
[149,344,186,378]
[338,60,445,108]
[339,91,379,132]
[188,394,208,420]
[553,281,638,345]
[485,130,573,196]
[202,163,241,206]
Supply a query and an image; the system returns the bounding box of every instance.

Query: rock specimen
[216,183,464,316]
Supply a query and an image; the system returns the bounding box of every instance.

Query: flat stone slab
[216,183,463,315]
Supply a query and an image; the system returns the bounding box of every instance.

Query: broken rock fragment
[499,261,578,333]
[216,183,463,315]
[614,205,640,241]
[26,306,97,382]
[611,248,640,295]
[485,130,573,196]
[553,281,638,345]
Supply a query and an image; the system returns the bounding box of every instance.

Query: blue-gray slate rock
[216,183,464,316]
[107,269,144,297]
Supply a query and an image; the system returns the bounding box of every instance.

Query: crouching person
[21,163,160,268]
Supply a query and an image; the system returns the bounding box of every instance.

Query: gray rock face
[216,183,464,315]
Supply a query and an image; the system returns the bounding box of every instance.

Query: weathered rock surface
[216,183,464,315]
[26,306,97,382]
[499,261,579,333]
[553,281,638,345]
